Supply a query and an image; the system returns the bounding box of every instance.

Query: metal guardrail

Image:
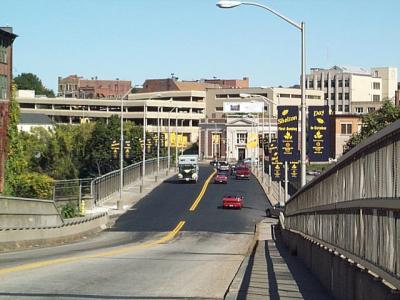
[284,119,400,289]
[91,157,170,205]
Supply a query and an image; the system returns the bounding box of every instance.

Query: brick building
[58,75,131,99]
[0,27,17,192]
[140,77,249,93]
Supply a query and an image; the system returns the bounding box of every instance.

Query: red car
[235,167,250,180]
[214,173,228,184]
[222,195,244,209]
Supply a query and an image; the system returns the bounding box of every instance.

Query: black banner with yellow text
[277,106,299,162]
[308,106,331,162]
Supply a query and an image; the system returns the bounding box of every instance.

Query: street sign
[277,106,299,162]
[308,106,331,162]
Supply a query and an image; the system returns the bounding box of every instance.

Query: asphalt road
[0,165,272,299]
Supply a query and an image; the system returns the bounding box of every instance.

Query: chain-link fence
[52,178,93,209]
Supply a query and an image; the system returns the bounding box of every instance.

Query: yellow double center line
[0,221,186,276]
[0,168,216,276]
[189,169,216,211]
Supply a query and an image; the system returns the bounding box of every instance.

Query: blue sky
[1,0,399,91]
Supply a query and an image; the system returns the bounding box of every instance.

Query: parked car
[210,160,218,167]
[222,195,243,209]
[217,161,230,172]
[266,203,284,218]
[214,172,228,184]
[235,166,251,180]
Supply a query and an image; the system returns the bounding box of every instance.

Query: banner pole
[284,161,288,204]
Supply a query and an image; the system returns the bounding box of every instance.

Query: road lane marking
[189,169,216,211]
[0,220,186,276]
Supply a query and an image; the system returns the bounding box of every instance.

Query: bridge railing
[284,119,400,289]
[91,157,170,205]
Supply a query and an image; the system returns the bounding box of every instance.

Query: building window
[345,93,350,100]
[324,80,328,88]
[373,82,380,90]
[341,123,352,135]
[373,95,380,102]
[0,39,7,64]
[338,80,343,87]
[368,107,376,112]
[308,81,314,88]
[355,107,364,114]
[338,93,343,100]
[331,80,335,87]
[330,105,335,112]
[237,133,247,144]
[344,105,349,112]
[324,93,328,100]
[317,80,322,88]
[338,105,343,112]
[0,75,7,99]
[344,79,350,87]
[331,93,335,100]
[215,107,223,111]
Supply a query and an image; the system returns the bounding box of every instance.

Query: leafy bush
[12,172,54,199]
[61,202,78,219]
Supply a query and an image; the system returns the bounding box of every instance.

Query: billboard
[223,101,263,113]
[277,106,299,162]
[308,106,331,162]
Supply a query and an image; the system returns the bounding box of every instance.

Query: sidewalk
[86,168,176,218]
[226,219,332,300]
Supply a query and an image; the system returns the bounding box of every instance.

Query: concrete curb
[224,221,262,299]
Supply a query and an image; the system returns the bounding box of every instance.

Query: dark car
[266,203,284,218]
[210,160,218,167]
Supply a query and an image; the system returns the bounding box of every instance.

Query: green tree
[3,84,28,195]
[14,73,55,97]
[344,101,400,152]
[13,172,54,199]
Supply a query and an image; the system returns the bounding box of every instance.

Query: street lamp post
[240,93,275,187]
[118,87,133,210]
[168,106,178,173]
[156,106,160,181]
[217,0,307,187]
[141,102,147,193]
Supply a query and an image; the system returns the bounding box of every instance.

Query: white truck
[178,155,199,183]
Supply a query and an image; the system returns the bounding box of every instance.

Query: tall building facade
[0,27,17,192]
[58,75,131,99]
[306,66,398,114]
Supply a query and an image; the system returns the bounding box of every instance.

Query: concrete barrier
[0,196,63,229]
[281,229,399,300]
[0,212,108,252]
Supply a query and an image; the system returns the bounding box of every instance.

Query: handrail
[284,120,400,289]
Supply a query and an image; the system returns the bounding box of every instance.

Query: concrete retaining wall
[281,229,400,300]
[0,196,63,229]
[0,212,108,252]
